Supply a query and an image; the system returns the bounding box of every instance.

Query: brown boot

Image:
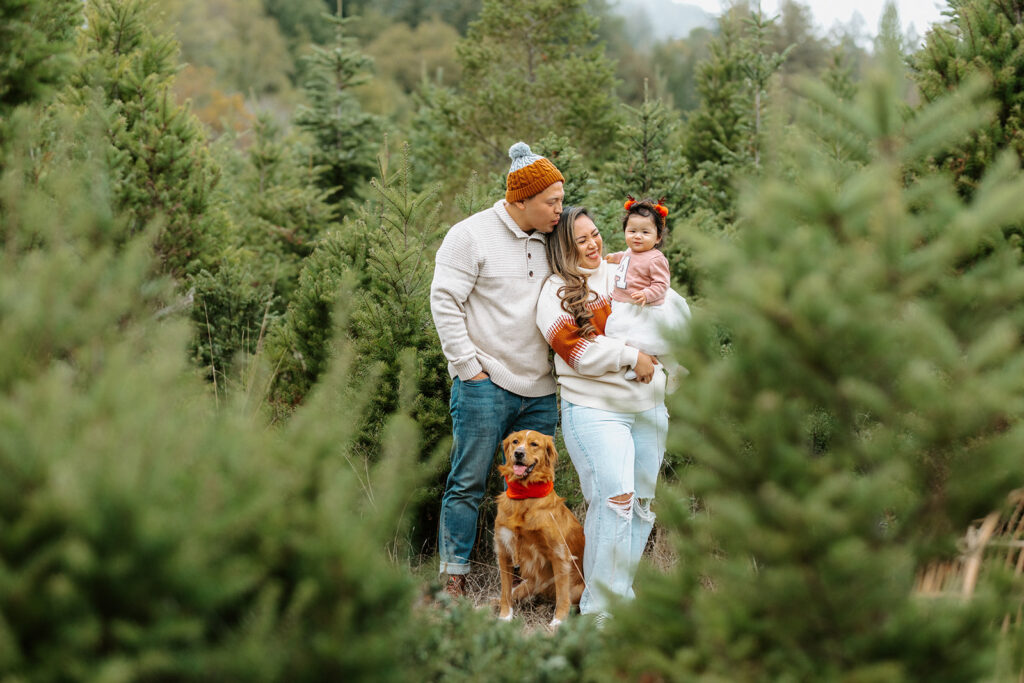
[444,574,467,599]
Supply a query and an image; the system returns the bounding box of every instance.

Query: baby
[605,196,690,381]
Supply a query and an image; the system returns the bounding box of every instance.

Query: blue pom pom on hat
[505,141,564,202]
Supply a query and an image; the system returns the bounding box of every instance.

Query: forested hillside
[3,0,1024,679]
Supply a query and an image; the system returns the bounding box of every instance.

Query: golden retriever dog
[494,430,585,627]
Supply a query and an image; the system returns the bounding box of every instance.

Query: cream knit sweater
[536,261,666,413]
[430,200,557,397]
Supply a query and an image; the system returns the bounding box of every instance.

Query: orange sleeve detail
[545,315,591,370]
[544,296,612,369]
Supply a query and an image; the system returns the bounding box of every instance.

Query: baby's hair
[622,196,668,248]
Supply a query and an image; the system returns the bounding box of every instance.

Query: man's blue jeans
[438,377,557,575]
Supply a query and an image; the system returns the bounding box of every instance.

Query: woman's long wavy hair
[545,206,599,340]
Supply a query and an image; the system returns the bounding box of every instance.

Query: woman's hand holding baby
[633,352,658,383]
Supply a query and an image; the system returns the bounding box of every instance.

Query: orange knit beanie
[505,141,564,203]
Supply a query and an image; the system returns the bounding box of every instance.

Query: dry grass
[416,502,680,633]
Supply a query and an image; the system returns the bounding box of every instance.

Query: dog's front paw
[548,617,562,629]
[498,608,514,621]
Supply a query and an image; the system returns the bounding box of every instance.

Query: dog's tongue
[513,464,527,477]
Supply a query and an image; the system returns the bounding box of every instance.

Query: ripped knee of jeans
[607,492,633,520]
[635,497,656,524]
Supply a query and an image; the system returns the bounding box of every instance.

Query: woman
[535,206,669,620]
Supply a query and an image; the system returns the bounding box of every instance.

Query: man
[430,141,564,597]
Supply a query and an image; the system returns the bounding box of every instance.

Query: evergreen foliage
[224,114,336,308]
[684,6,788,169]
[347,143,448,459]
[68,0,288,396]
[262,0,336,50]
[71,0,224,279]
[535,133,590,206]
[601,81,687,203]
[773,0,828,77]
[268,143,447,452]
[684,14,749,167]
[0,110,428,680]
[264,231,356,413]
[293,10,383,207]
[9,0,1024,677]
[266,142,449,553]
[190,261,275,391]
[874,1,912,58]
[0,0,81,127]
[188,115,337,395]
[358,18,460,123]
[600,59,1024,681]
[589,81,700,287]
[415,605,599,681]
[373,0,483,33]
[823,46,858,102]
[741,9,791,170]
[650,27,714,112]
[912,0,1024,198]
[671,6,793,297]
[413,0,620,195]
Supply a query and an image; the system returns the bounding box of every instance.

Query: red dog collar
[505,477,554,499]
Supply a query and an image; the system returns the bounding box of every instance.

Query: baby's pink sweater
[609,248,670,305]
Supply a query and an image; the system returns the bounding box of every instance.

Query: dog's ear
[545,435,558,467]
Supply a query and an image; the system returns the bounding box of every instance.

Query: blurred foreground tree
[601,55,1024,681]
[0,81,429,680]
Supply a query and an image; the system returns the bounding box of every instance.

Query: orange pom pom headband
[623,195,669,218]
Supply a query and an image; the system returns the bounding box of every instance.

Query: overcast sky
[681,0,949,39]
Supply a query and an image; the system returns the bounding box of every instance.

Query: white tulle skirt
[604,289,691,357]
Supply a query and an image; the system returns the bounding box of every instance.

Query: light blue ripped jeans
[561,399,668,616]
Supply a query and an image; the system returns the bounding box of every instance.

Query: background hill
[611,0,716,41]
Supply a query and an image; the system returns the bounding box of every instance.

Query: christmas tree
[0,0,80,139]
[293,6,382,208]
[912,0,1024,199]
[268,142,447,447]
[0,104,428,683]
[71,0,224,279]
[601,53,1024,681]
